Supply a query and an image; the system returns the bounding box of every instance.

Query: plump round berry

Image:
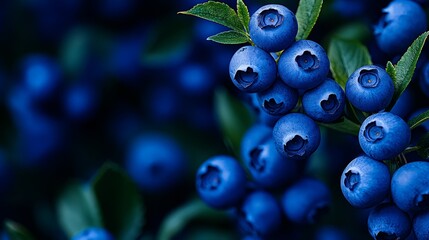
[340,155,390,208]
[257,79,298,116]
[359,112,410,161]
[278,40,330,90]
[390,88,413,119]
[237,191,282,238]
[302,78,345,122]
[374,0,427,55]
[345,65,394,113]
[413,211,429,239]
[71,227,114,240]
[367,203,412,240]
[281,178,331,224]
[241,124,272,163]
[249,4,298,52]
[196,155,247,209]
[229,46,277,93]
[125,134,187,193]
[63,82,98,121]
[314,226,350,240]
[273,113,321,160]
[391,161,429,213]
[243,137,299,188]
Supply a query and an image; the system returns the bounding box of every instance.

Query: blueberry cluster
[196,3,346,239]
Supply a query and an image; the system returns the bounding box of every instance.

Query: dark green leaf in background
[158,198,229,240]
[388,31,429,109]
[5,220,35,240]
[385,61,396,83]
[295,0,323,40]
[328,38,372,89]
[237,0,250,32]
[57,183,102,238]
[178,1,244,32]
[207,30,250,44]
[408,109,429,130]
[91,163,144,240]
[318,117,360,136]
[214,88,255,157]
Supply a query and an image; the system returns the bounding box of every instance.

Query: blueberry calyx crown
[364,121,385,143]
[415,192,429,210]
[250,147,266,172]
[308,203,330,224]
[296,51,319,71]
[149,162,163,176]
[238,209,259,236]
[258,9,284,29]
[358,69,380,88]
[263,98,284,114]
[320,94,339,114]
[375,231,397,240]
[198,165,221,190]
[344,170,360,191]
[284,135,307,157]
[234,67,258,89]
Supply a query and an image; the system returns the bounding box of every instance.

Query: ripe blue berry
[196,155,247,209]
[413,210,429,240]
[71,227,114,240]
[178,62,216,96]
[359,112,410,161]
[315,226,350,240]
[249,4,298,52]
[63,82,98,121]
[281,178,331,224]
[273,113,321,160]
[374,0,427,55]
[257,79,298,116]
[302,78,345,122]
[278,40,330,90]
[340,155,390,208]
[237,191,282,237]
[367,203,411,240]
[345,65,394,113]
[125,134,187,193]
[229,46,277,93]
[391,161,429,213]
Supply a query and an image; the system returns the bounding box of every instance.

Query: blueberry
[237,191,282,238]
[391,161,429,213]
[20,54,62,101]
[359,112,410,161]
[71,227,114,240]
[281,178,331,224]
[390,88,414,119]
[196,155,247,209]
[419,61,429,98]
[273,113,321,160]
[247,93,282,127]
[278,40,330,90]
[367,203,412,240]
[340,155,390,208]
[63,82,98,121]
[413,210,429,239]
[249,4,298,52]
[314,226,350,240]
[229,46,277,93]
[302,78,346,122]
[256,79,299,116]
[177,62,217,96]
[374,0,427,55]
[345,65,394,113]
[241,125,299,188]
[125,134,187,193]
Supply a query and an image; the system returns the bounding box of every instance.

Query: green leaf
[386,61,396,82]
[237,0,250,32]
[330,21,371,42]
[4,220,35,240]
[318,117,361,136]
[207,30,249,44]
[388,31,429,109]
[417,133,429,159]
[158,198,228,240]
[57,183,102,238]
[214,88,255,156]
[408,109,429,129]
[91,162,144,240]
[178,1,244,32]
[328,38,372,89]
[295,0,323,40]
